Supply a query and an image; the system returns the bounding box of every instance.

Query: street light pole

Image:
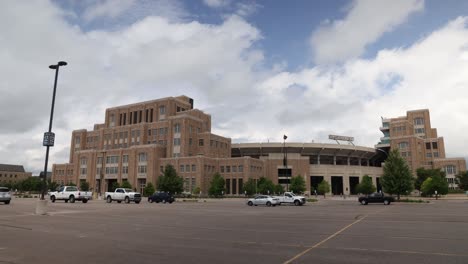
[283,134,288,191]
[41,61,67,200]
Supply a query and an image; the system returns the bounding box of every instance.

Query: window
[185,165,189,172]
[199,139,204,146]
[180,165,185,172]
[415,128,425,134]
[80,157,87,165]
[148,129,151,136]
[122,166,128,174]
[445,165,456,175]
[414,118,424,125]
[189,138,193,146]
[138,153,147,162]
[192,164,196,172]
[174,138,181,146]
[232,166,237,173]
[159,105,166,115]
[426,153,432,158]
[138,165,147,174]
[80,168,87,175]
[398,142,408,149]
[426,142,431,149]
[106,156,119,164]
[226,166,231,173]
[432,142,438,149]
[174,124,181,133]
[221,166,225,173]
[238,165,243,172]
[122,155,129,163]
[433,152,439,157]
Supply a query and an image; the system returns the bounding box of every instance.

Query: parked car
[49,186,92,203]
[105,188,141,204]
[0,187,11,205]
[358,192,394,205]
[275,192,306,206]
[148,192,175,204]
[247,195,280,207]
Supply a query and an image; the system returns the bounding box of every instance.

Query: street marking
[283,208,388,264]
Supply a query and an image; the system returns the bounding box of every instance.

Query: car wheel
[124,197,130,204]
[272,204,276,207]
[69,196,75,203]
[266,201,272,207]
[294,200,300,206]
[106,196,112,203]
[384,200,390,205]
[248,201,253,206]
[82,199,88,203]
[155,200,160,203]
[135,201,140,204]
[51,196,56,203]
[117,201,122,203]
[148,198,153,203]
[5,201,10,205]
[361,199,368,205]
[169,201,173,204]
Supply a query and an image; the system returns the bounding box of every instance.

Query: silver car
[247,195,280,207]
[0,187,11,205]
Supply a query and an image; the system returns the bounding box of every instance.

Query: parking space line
[283,208,388,264]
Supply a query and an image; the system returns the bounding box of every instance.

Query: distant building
[0,164,32,185]
[376,109,466,189]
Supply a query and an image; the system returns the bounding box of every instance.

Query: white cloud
[83,0,136,22]
[1,1,467,175]
[203,0,230,8]
[310,0,424,64]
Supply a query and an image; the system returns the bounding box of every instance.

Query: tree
[421,176,448,199]
[356,175,376,195]
[257,177,275,195]
[121,180,132,189]
[157,165,183,194]
[243,178,257,195]
[192,186,201,195]
[455,171,468,191]
[144,182,155,197]
[208,173,225,197]
[416,168,446,192]
[48,180,59,192]
[380,149,414,200]
[317,180,330,198]
[274,184,285,195]
[80,181,90,191]
[111,182,120,191]
[290,175,306,194]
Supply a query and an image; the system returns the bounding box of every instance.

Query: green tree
[243,178,257,195]
[157,165,183,194]
[257,177,275,195]
[48,180,59,192]
[121,180,132,189]
[317,180,330,198]
[192,186,201,195]
[111,182,121,191]
[416,168,446,192]
[274,184,285,195]
[421,176,448,199]
[80,181,90,191]
[290,175,306,194]
[455,171,468,191]
[381,149,414,200]
[356,175,376,195]
[208,173,225,197]
[144,182,156,197]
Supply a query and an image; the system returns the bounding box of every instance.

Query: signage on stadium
[328,135,354,142]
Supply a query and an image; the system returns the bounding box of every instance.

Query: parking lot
[1,198,468,264]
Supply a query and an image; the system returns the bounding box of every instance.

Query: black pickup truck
[358,192,394,205]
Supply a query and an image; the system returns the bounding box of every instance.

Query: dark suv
[359,192,394,205]
[148,192,175,204]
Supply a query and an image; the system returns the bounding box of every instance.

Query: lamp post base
[35,199,48,215]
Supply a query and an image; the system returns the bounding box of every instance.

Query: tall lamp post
[283,134,288,191]
[41,61,67,201]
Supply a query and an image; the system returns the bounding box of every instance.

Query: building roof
[0,164,25,173]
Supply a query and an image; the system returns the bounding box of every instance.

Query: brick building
[0,164,32,185]
[376,109,466,189]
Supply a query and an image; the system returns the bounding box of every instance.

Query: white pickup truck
[275,192,306,206]
[105,188,142,204]
[49,186,93,203]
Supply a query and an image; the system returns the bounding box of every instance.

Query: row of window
[180,164,197,172]
[183,177,196,193]
[220,165,244,173]
[426,152,439,158]
[0,174,17,178]
[54,169,73,176]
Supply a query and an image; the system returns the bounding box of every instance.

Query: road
[1,198,467,264]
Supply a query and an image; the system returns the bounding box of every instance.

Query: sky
[1,0,468,174]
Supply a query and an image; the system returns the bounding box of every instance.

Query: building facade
[0,164,32,186]
[52,96,263,195]
[376,109,466,189]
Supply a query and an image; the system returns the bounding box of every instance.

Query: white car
[247,195,280,207]
[49,186,93,203]
[105,188,142,204]
[0,187,11,204]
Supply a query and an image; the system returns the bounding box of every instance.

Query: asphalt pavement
[1,198,467,264]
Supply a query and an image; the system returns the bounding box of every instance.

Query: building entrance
[107,179,117,192]
[331,176,343,195]
[310,176,324,193]
[349,177,360,195]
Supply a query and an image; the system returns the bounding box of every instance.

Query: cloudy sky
[1,0,468,174]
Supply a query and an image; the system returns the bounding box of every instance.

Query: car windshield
[0,188,9,192]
